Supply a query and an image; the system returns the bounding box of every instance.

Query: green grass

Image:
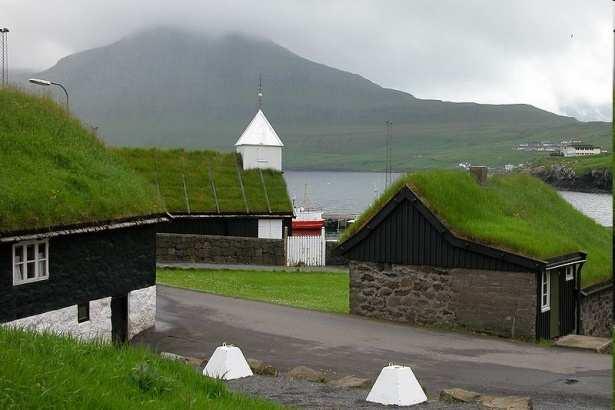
[115,148,292,214]
[157,268,349,314]
[0,327,280,410]
[340,170,611,287]
[531,153,612,174]
[0,88,162,234]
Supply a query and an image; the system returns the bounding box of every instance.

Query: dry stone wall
[580,282,613,337]
[349,261,536,339]
[157,233,285,266]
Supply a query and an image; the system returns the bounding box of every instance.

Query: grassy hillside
[341,171,611,286]
[0,88,161,234]
[0,328,279,409]
[531,153,611,174]
[20,28,611,171]
[115,148,292,214]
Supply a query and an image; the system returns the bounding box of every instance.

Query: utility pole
[385,120,393,188]
[0,28,9,87]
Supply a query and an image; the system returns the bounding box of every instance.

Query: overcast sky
[2,0,612,121]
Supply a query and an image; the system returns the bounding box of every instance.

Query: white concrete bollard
[366,364,427,406]
[203,343,253,380]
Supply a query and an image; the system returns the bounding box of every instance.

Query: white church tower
[235,78,284,171]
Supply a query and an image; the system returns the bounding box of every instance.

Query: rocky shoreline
[528,165,612,193]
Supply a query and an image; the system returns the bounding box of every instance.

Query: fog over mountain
[5,0,612,123]
[17,28,609,170]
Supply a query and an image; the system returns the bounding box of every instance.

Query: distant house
[336,171,599,340]
[560,143,601,157]
[0,89,164,343]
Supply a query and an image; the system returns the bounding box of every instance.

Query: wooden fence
[286,228,326,266]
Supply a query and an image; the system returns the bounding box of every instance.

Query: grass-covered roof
[0,88,162,235]
[115,148,292,215]
[340,170,611,286]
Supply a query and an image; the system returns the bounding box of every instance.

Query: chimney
[470,166,488,185]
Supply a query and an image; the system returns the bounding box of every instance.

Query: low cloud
[3,0,611,120]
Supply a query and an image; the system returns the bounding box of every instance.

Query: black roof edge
[0,213,169,241]
[544,252,588,270]
[580,279,613,296]
[167,212,293,218]
[336,185,568,272]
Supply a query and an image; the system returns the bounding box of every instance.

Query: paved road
[134,286,612,409]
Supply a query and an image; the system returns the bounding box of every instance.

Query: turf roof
[0,88,162,235]
[340,170,611,286]
[115,148,293,215]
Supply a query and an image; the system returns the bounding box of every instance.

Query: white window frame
[565,266,574,281]
[540,271,550,312]
[12,239,49,286]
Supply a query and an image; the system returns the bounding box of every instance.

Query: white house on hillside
[235,109,284,171]
[560,143,602,157]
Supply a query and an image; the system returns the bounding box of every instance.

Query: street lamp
[29,78,69,112]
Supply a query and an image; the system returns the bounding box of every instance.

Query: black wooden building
[0,217,165,343]
[337,185,587,340]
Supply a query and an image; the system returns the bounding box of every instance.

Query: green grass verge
[340,170,611,287]
[115,148,293,214]
[157,268,349,314]
[0,327,280,409]
[0,88,162,234]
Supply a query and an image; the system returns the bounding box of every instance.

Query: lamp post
[29,78,69,112]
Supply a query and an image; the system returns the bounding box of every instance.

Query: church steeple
[257,74,263,110]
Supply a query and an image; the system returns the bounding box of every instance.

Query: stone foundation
[157,233,285,265]
[4,296,113,341]
[350,261,536,338]
[580,282,613,337]
[128,285,157,339]
[4,285,157,341]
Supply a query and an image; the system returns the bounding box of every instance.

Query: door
[559,266,577,336]
[549,270,560,338]
[111,295,128,344]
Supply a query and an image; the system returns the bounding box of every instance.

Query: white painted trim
[12,239,49,286]
[541,271,550,313]
[546,259,586,270]
[1,217,167,243]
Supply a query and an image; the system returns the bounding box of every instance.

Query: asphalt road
[134,286,612,409]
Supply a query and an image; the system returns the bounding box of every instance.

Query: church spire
[257,74,263,110]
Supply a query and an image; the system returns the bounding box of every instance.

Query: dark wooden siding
[345,199,528,272]
[0,225,156,323]
[159,217,292,238]
[160,217,258,237]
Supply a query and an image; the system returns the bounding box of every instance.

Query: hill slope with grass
[0,88,162,235]
[20,28,612,170]
[0,328,279,409]
[115,148,292,214]
[341,171,611,286]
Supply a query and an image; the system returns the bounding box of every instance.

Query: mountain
[22,28,611,170]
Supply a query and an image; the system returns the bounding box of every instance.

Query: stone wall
[580,282,613,337]
[326,240,347,266]
[350,261,537,339]
[157,233,285,266]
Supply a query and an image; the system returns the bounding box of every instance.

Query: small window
[13,239,49,285]
[77,303,90,323]
[541,271,550,312]
[565,266,574,282]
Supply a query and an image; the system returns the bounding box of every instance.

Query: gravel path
[227,375,478,409]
